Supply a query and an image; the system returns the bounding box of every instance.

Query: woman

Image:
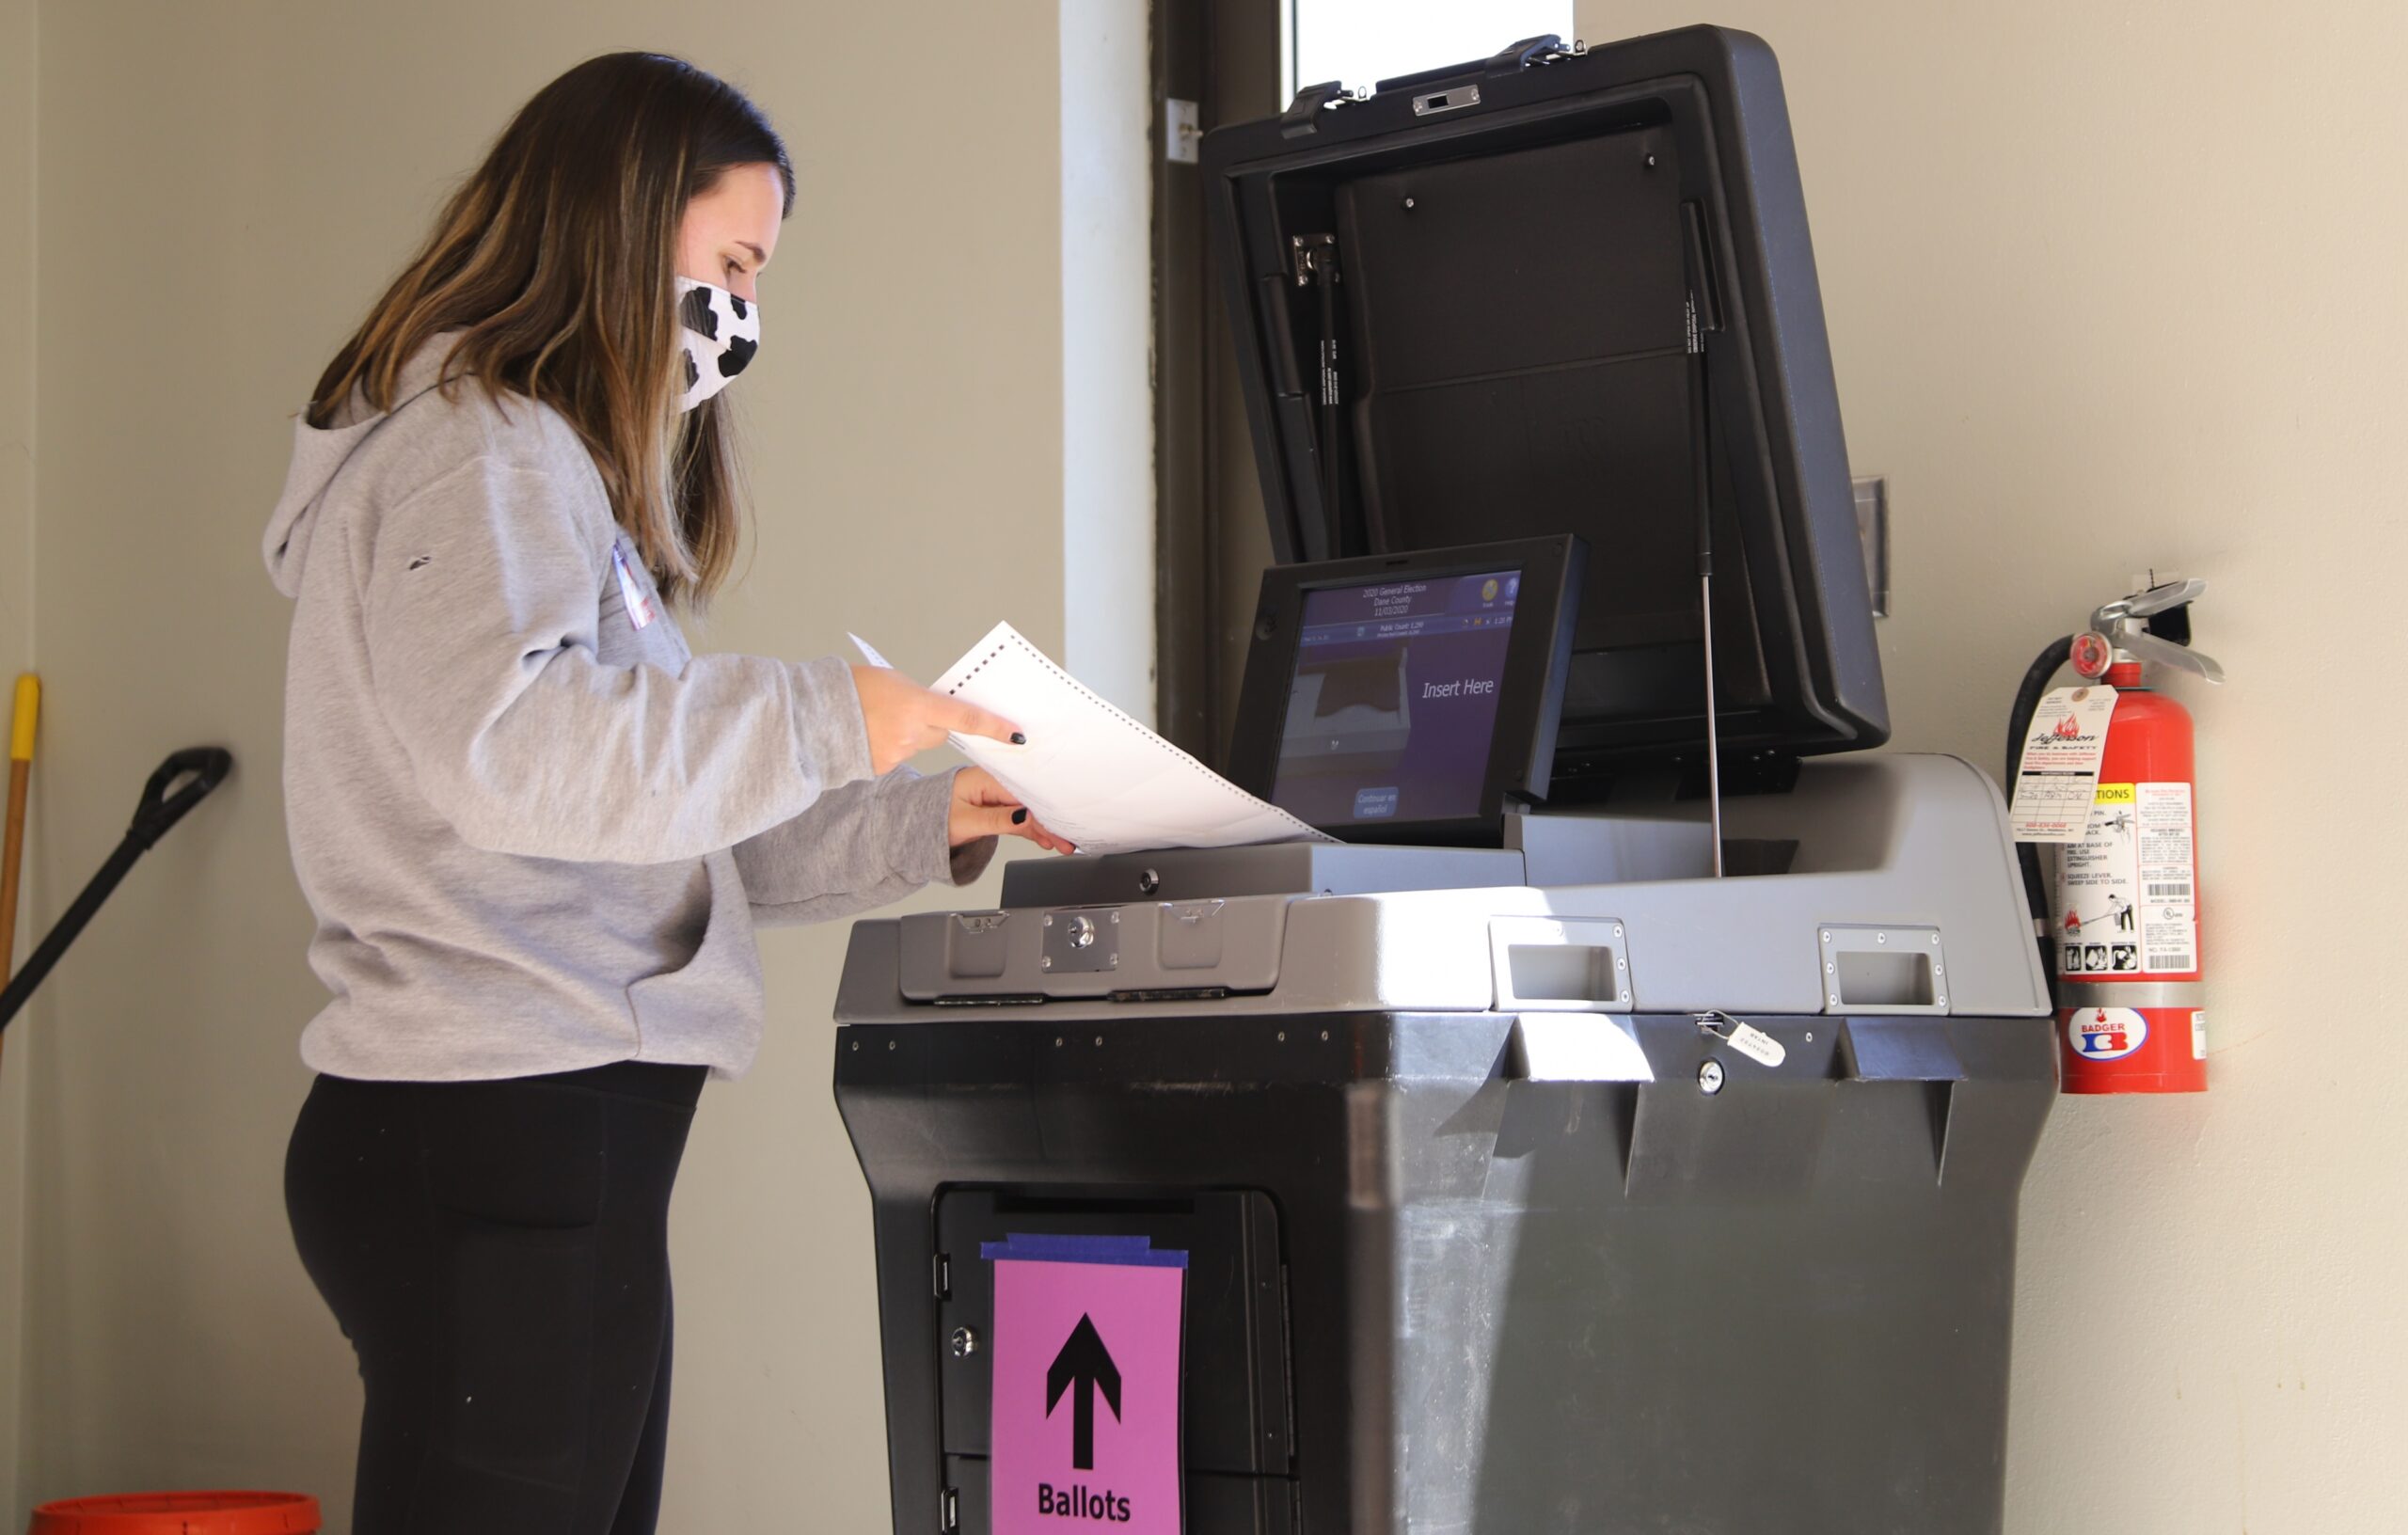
[270,53,1067,1534]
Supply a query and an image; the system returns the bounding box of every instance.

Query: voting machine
[836,25,2055,1534]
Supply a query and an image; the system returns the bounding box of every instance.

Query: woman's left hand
[950,767,1075,855]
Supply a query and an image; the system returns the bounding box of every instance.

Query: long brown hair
[309,53,793,605]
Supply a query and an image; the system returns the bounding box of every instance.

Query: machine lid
[1197,24,1888,789]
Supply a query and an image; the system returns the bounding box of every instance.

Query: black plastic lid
[1198,25,1887,792]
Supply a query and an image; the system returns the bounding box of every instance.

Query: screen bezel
[1228,535,1585,847]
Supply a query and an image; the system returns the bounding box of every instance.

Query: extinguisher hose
[2005,636,2076,985]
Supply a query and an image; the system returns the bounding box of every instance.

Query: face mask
[673,276,761,413]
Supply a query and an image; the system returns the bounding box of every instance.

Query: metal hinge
[1291,231,1339,289]
[1490,34,1588,71]
[1164,97,1199,165]
[1279,80,1369,136]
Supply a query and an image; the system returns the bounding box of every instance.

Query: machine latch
[1695,1009,1787,1068]
[1041,908,1121,974]
[1412,82,1481,116]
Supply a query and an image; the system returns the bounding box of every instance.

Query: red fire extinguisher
[2008,578,2222,1094]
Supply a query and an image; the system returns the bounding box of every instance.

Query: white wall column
[1058,0,1158,720]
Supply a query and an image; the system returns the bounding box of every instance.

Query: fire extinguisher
[2007,578,2223,1094]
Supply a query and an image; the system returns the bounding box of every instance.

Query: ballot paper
[849,624,1335,856]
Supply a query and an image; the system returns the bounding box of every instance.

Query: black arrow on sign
[1045,1313,1122,1471]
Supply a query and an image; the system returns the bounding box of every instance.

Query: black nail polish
[1010,733,1027,745]
[1012,808,1029,825]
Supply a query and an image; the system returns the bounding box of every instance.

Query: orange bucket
[27,1492,319,1535]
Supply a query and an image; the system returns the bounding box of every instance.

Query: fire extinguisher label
[2008,686,2118,843]
[2057,782,2198,976]
[2068,1006,2148,1061]
[2135,783,2197,973]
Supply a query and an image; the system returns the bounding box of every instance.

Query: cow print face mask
[673,277,762,413]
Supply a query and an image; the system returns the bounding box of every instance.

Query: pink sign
[985,1237,1185,1532]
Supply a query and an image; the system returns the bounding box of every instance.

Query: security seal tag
[1697,1011,1785,1068]
[1724,1021,1785,1068]
[2009,685,2117,844]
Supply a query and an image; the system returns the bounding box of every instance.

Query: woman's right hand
[851,664,1024,776]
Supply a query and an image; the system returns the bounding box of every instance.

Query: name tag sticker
[611,541,657,631]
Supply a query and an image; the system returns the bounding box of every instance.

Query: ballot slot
[931,1189,1291,1480]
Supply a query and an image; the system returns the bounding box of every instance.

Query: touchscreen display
[1270,569,1519,825]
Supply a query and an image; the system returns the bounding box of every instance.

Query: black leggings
[285,1061,706,1535]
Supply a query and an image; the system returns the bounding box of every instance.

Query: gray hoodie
[264,334,988,1081]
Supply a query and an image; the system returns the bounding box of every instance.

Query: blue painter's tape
[979,1232,1191,1269]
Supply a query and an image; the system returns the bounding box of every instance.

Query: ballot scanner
[836,26,2055,1534]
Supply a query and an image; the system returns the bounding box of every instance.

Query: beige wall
[1560,4,2403,1529]
[0,0,36,1521]
[12,2,1090,1529]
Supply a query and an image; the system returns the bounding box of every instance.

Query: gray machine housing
[852,756,2042,1021]
[835,23,2058,1535]
[834,757,2054,1533]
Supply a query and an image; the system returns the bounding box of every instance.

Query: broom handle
[0,674,39,1073]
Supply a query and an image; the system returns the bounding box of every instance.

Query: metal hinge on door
[1164,97,1199,164]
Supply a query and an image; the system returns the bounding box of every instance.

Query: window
[1285,0,1575,103]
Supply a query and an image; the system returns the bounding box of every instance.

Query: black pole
[1315,246,1343,544]
[0,837,144,1029]
[0,746,232,1034]
[1681,202,1724,876]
